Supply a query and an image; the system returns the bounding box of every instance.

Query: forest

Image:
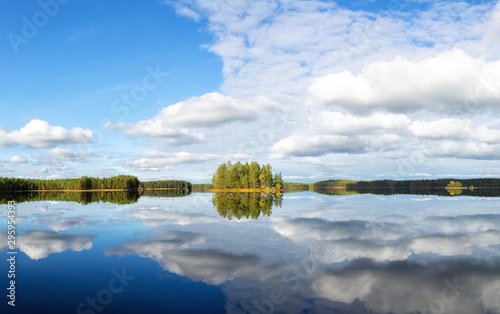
[212,161,283,190]
[312,179,358,189]
[348,178,500,192]
[313,178,500,190]
[140,180,191,191]
[0,175,190,191]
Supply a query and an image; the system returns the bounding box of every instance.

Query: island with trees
[211,161,284,192]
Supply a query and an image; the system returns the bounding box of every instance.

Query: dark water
[1,191,500,313]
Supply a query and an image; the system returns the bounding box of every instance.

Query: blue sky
[1,0,500,182]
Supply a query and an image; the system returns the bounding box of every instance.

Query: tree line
[212,161,283,190]
[0,175,191,191]
[349,178,500,192]
[313,178,500,190]
[140,180,191,191]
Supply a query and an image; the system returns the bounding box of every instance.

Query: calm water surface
[1,191,500,314]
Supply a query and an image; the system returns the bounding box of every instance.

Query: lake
[1,191,500,314]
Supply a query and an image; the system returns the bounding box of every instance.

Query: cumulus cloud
[0,119,92,148]
[105,92,259,145]
[126,151,219,171]
[46,174,61,180]
[36,167,48,174]
[310,112,411,136]
[309,49,500,113]
[271,134,367,158]
[9,155,28,163]
[169,0,495,99]
[17,231,93,260]
[125,151,253,171]
[34,148,98,165]
[48,148,88,161]
[146,1,500,175]
[427,142,500,160]
[409,118,500,143]
[270,132,405,158]
[409,118,471,140]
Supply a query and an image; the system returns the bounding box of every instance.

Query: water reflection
[102,221,500,313]
[212,193,283,220]
[312,186,500,197]
[311,258,500,314]
[3,191,500,313]
[17,231,93,260]
[0,189,192,205]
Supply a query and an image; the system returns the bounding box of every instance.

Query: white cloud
[1,119,93,148]
[17,231,93,260]
[105,121,205,145]
[105,92,259,145]
[483,1,500,56]
[309,49,500,113]
[36,167,48,174]
[126,151,219,171]
[270,112,408,158]
[9,155,28,163]
[49,148,87,161]
[34,148,98,166]
[409,119,500,144]
[310,112,410,135]
[409,118,471,140]
[428,142,500,160]
[271,134,367,158]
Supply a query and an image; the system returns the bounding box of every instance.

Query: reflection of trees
[0,189,195,205]
[0,191,140,205]
[212,193,283,220]
[312,189,358,196]
[139,189,191,198]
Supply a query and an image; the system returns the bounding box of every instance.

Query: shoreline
[0,188,189,192]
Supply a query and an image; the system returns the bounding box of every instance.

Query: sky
[1,0,500,183]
